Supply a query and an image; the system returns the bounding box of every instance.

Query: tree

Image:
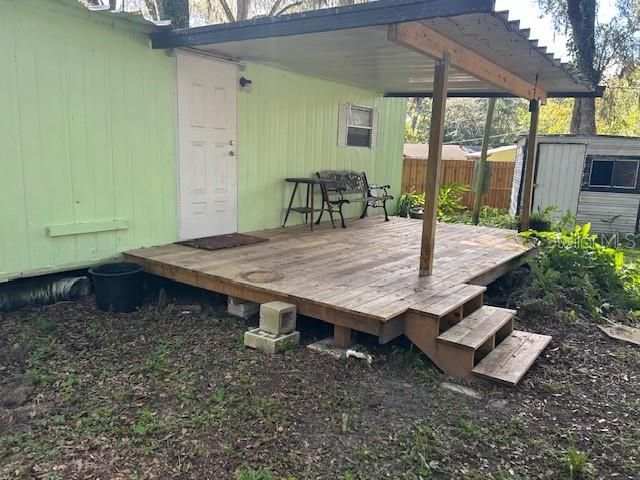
[147,0,190,27]
[406,98,528,147]
[536,0,640,134]
[597,67,640,135]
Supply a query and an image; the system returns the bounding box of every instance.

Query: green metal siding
[0,0,178,281]
[237,63,406,232]
[0,1,405,281]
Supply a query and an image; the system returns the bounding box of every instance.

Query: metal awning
[149,0,600,99]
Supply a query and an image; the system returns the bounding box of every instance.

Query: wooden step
[418,284,486,318]
[437,306,515,350]
[472,330,552,386]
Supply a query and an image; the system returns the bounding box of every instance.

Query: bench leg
[314,208,324,225]
[338,203,347,228]
[382,200,389,222]
[327,205,336,228]
[360,203,368,219]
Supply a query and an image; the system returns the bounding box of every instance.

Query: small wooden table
[282,177,334,231]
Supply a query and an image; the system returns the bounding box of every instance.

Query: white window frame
[338,104,379,149]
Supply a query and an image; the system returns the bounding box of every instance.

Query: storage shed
[510,135,640,233]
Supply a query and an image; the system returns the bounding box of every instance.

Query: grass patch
[561,447,591,479]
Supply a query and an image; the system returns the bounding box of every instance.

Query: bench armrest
[368,184,392,196]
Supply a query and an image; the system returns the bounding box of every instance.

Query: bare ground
[1,287,639,479]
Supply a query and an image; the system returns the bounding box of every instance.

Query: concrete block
[228,296,251,306]
[228,301,259,319]
[259,301,296,335]
[244,328,300,354]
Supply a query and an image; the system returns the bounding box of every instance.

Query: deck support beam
[419,55,449,276]
[334,325,352,348]
[388,22,547,101]
[520,99,541,231]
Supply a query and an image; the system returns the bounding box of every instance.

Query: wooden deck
[125,217,530,344]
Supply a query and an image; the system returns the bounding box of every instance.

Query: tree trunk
[158,0,190,27]
[570,97,597,135]
[566,0,598,134]
[237,0,250,21]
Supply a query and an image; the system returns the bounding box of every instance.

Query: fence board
[401,158,514,210]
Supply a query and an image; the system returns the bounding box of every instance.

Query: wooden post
[334,325,352,349]
[419,55,449,277]
[472,97,496,225]
[520,99,540,231]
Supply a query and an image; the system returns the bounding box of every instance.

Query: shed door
[533,143,587,219]
[177,52,237,240]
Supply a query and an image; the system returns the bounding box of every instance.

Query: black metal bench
[315,170,393,228]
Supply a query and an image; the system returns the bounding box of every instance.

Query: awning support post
[520,99,541,231]
[419,55,449,277]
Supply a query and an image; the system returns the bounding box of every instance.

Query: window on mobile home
[338,104,378,149]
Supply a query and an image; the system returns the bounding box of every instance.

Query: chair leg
[315,208,324,225]
[360,203,368,219]
[339,204,347,228]
[383,201,390,222]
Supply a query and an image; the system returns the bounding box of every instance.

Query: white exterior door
[177,51,237,240]
[533,142,587,220]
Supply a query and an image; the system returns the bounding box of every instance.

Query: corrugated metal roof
[149,0,597,99]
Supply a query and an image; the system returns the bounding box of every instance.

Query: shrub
[518,223,640,322]
[477,207,519,229]
[437,183,469,221]
[396,188,425,218]
[396,183,468,220]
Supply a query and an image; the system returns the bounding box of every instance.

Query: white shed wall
[511,135,640,234]
[577,192,639,234]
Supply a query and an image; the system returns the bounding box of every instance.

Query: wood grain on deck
[125,218,530,334]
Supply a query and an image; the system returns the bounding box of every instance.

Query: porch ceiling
[149,0,599,99]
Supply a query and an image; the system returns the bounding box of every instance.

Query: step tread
[416,284,486,318]
[437,306,515,349]
[472,330,552,386]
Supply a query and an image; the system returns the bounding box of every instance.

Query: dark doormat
[177,233,268,251]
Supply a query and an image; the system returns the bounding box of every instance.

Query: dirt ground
[1,284,639,479]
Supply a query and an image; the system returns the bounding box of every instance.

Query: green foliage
[530,205,557,223]
[561,447,591,479]
[406,98,527,146]
[396,188,425,218]
[396,183,468,220]
[437,183,469,221]
[132,408,168,437]
[442,207,519,230]
[598,68,640,136]
[519,223,640,321]
[476,207,519,229]
[235,468,278,480]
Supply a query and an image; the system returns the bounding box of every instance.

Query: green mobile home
[0,0,405,282]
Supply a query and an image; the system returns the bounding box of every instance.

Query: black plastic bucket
[89,262,144,313]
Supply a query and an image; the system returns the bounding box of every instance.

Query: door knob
[229,151,236,156]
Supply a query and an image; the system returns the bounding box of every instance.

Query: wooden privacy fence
[401,158,515,210]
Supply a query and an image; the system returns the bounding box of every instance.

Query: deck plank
[472,330,552,385]
[124,217,530,334]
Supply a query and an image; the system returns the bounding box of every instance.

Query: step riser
[437,292,484,320]
[434,342,475,379]
[496,318,515,343]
